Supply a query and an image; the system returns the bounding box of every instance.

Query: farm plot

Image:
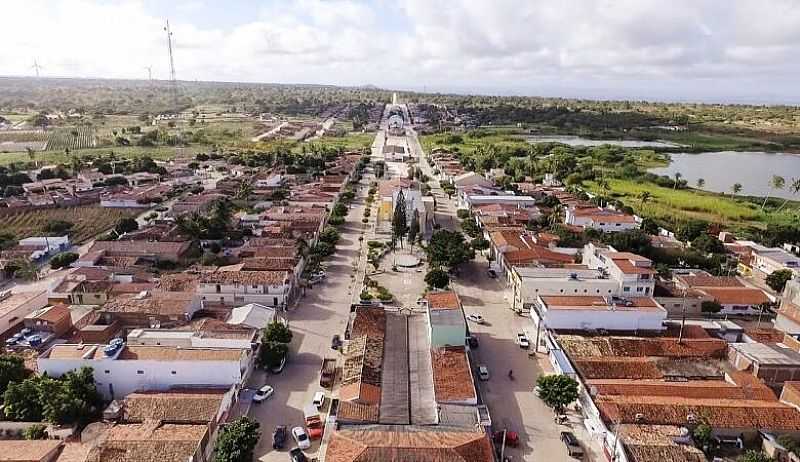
[0,130,47,152]
[45,126,96,151]
[2,205,140,243]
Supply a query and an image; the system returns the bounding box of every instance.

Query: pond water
[525,135,681,148]
[648,151,800,200]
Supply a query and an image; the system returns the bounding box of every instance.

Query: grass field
[584,178,799,228]
[289,132,374,154]
[421,130,529,154]
[0,145,207,166]
[3,205,141,243]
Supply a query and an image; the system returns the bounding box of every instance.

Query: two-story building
[198,270,291,308]
[582,244,656,296]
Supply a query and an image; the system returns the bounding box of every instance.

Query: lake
[648,151,800,200]
[525,135,681,148]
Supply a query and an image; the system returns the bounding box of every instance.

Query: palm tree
[235,182,253,202]
[762,175,785,210]
[638,191,652,209]
[10,258,39,281]
[776,177,800,212]
[731,183,742,197]
[548,204,563,227]
[673,172,682,190]
[26,147,37,168]
[696,178,705,189]
[70,153,83,178]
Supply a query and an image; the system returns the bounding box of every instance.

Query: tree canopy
[214,417,261,462]
[424,268,450,289]
[536,374,579,413]
[426,230,474,269]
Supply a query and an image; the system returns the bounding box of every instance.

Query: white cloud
[0,0,798,102]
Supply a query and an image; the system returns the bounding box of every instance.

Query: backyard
[2,205,141,243]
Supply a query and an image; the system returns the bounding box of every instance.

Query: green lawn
[421,130,529,154]
[585,178,799,228]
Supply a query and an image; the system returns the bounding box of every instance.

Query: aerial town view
[0,1,800,462]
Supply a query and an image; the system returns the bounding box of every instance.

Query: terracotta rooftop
[539,296,664,312]
[558,334,728,359]
[588,378,776,401]
[431,346,476,403]
[90,421,207,462]
[337,401,380,423]
[676,275,743,288]
[598,395,800,430]
[87,240,191,259]
[325,427,494,462]
[351,306,387,339]
[697,287,769,306]
[425,291,461,310]
[619,424,707,462]
[0,440,62,462]
[123,388,227,423]
[199,270,288,286]
[101,291,194,317]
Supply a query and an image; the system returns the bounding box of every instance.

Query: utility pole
[144,66,152,81]
[678,288,687,344]
[164,20,179,111]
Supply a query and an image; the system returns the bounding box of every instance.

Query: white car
[517,333,530,349]
[252,385,274,403]
[467,314,485,325]
[292,426,311,450]
[478,365,490,381]
[312,391,326,409]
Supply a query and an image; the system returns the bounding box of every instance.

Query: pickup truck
[319,358,336,388]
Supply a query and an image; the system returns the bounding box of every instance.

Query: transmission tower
[31,59,43,77]
[164,20,179,111]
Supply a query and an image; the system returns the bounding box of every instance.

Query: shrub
[456,209,471,219]
[701,300,722,314]
[50,252,79,269]
[360,290,373,301]
[23,424,47,440]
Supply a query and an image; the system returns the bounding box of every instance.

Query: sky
[2,0,800,104]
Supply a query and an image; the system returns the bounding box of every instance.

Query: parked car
[312,391,326,409]
[272,425,287,449]
[292,426,311,450]
[331,334,342,350]
[517,333,530,349]
[289,448,308,462]
[253,385,274,404]
[466,335,479,349]
[478,365,490,381]
[487,269,497,278]
[467,314,485,324]
[560,431,584,458]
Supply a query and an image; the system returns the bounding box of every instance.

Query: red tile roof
[431,346,476,403]
[425,291,461,310]
[597,395,800,430]
[698,287,769,306]
[326,428,494,462]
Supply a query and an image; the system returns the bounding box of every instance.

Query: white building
[0,290,48,337]
[198,271,291,308]
[126,328,257,350]
[18,235,70,256]
[565,207,638,232]
[583,244,656,296]
[453,172,493,189]
[510,267,620,310]
[753,248,800,276]
[227,303,276,329]
[532,295,667,332]
[38,343,253,400]
[463,194,537,210]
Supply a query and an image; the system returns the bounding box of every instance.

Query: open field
[289,132,374,153]
[584,178,799,228]
[0,145,205,166]
[421,130,529,154]
[2,205,141,243]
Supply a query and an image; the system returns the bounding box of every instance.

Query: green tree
[214,417,261,462]
[3,376,46,421]
[114,217,139,235]
[471,237,490,253]
[424,268,450,289]
[673,171,682,190]
[737,450,775,462]
[691,234,724,254]
[22,424,47,440]
[731,182,743,197]
[9,258,39,281]
[692,422,713,449]
[535,374,579,413]
[319,226,340,245]
[0,355,29,395]
[776,177,800,212]
[263,321,293,344]
[235,182,253,202]
[392,190,408,247]
[50,252,79,269]
[426,230,474,269]
[701,300,722,314]
[258,342,289,370]
[696,178,705,189]
[762,175,785,210]
[766,269,794,293]
[637,191,651,209]
[407,211,420,250]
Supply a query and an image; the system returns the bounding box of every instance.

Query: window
[645,287,650,294]
[623,287,631,292]
[252,285,258,289]
[104,370,110,374]
[215,284,221,293]
[171,371,177,375]
[636,287,644,292]
[136,370,144,375]
[273,297,279,305]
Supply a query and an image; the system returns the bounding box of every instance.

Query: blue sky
[2,0,799,104]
